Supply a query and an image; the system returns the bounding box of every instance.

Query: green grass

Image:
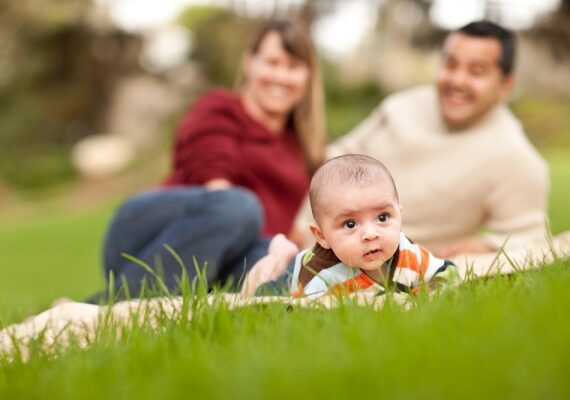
[0,203,114,322]
[546,150,570,234]
[0,151,568,398]
[512,96,570,149]
[1,261,569,399]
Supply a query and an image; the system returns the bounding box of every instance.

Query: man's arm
[484,143,549,250]
[472,142,550,250]
[435,236,494,258]
[438,143,549,258]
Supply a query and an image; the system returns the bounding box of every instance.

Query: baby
[241,154,459,298]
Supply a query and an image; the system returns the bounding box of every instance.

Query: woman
[88,19,326,302]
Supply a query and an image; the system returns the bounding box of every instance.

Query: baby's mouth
[363,248,381,259]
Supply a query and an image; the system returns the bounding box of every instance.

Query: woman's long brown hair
[236,19,326,174]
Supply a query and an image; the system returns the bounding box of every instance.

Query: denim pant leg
[94,187,264,301]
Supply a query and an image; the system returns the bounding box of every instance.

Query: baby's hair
[309,154,399,221]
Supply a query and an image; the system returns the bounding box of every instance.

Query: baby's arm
[410,259,460,296]
[425,260,460,291]
[240,234,299,298]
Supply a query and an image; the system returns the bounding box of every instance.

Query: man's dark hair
[456,20,516,76]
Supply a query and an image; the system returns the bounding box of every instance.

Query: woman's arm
[165,91,242,187]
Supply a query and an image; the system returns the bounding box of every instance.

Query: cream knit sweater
[295,85,549,252]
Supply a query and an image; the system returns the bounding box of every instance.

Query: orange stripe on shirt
[291,283,304,298]
[397,246,430,276]
[328,273,375,295]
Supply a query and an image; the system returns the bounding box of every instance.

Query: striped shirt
[290,232,459,297]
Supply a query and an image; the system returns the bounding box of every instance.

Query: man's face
[436,32,513,130]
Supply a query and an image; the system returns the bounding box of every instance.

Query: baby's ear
[309,223,330,249]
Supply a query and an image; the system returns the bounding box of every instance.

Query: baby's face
[311,181,402,271]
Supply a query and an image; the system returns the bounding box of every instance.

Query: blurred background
[0,0,569,316]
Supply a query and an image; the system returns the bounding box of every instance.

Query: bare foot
[240,234,299,298]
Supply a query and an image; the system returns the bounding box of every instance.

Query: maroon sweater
[163,89,310,236]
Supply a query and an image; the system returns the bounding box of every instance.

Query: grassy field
[1,261,569,398]
[546,150,570,234]
[0,151,568,398]
[0,203,114,322]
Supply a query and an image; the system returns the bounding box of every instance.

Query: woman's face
[243,31,310,121]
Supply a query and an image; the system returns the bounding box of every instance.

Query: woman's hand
[205,178,232,190]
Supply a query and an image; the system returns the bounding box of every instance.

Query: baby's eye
[378,213,389,223]
[343,220,357,229]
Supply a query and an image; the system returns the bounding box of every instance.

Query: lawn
[547,150,570,234]
[0,203,114,322]
[0,151,568,399]
[1,261,569,399]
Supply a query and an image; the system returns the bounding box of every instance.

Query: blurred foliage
[0,0,141,190]
[1,1,569,194]
[511,97,570,148]
[322,61,386,140]
[531,0,570,60]
[325,83,384,140]
[405,0,570,57]
[177,6,255,88]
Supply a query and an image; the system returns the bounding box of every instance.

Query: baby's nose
[362,225,380,241]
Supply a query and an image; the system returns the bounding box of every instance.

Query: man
[293,21,566,274]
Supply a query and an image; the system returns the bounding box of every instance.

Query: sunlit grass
[546,150,570,235]
[0,203,114,321]
[1,259,569,399]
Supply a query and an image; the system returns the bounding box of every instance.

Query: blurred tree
[386,0,570,51]
[176,2,385,140]
[532,0,570,60]
[0,0,141,190]
[177,6,255,88]
[378,0,441,49]
[176,2,338,87]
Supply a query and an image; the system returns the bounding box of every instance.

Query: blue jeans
[87,187,270,302]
